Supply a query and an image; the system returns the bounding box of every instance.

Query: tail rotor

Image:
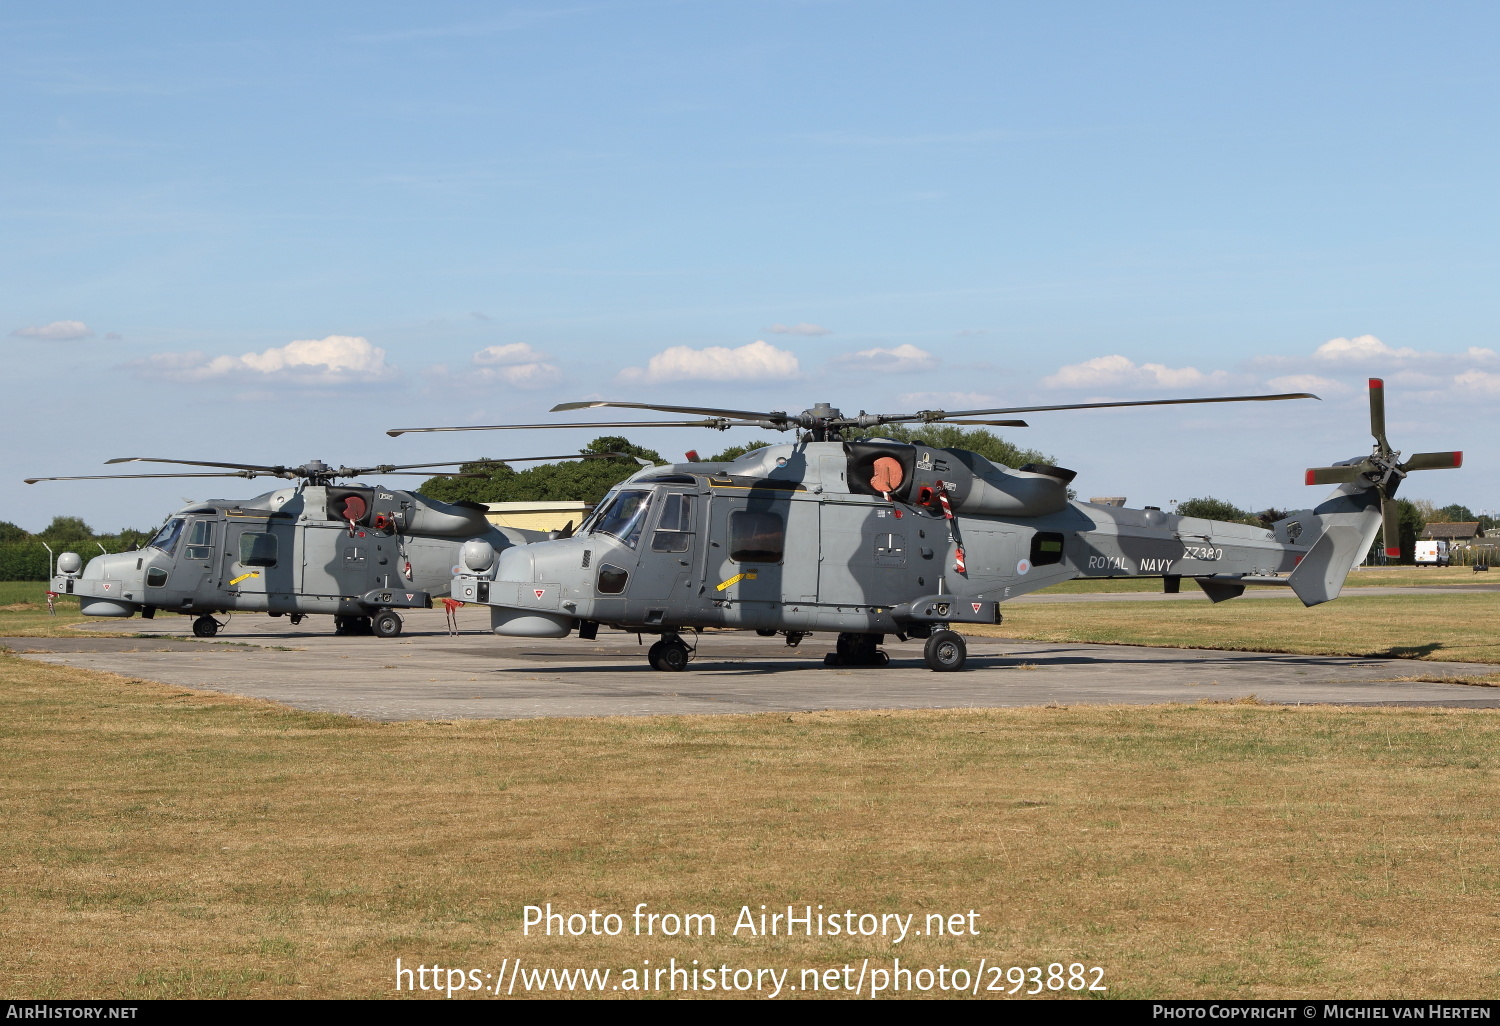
[1303,378,1462,558]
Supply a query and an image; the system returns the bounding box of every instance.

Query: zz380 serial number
[1182,545,1223,560]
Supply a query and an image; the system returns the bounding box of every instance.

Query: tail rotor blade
[1305,464,1366,485]
[1381,498,1402,559]
[1399,451,1463,472]
[1368,378,1390,453]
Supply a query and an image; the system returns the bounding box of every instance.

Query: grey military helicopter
[388,378,1459,671]
[27,453,636,638]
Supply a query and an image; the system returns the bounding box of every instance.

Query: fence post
[41,541,54,580]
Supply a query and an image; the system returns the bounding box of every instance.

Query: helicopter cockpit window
[591,489,653,549]
[239,532,279,568]
[651,494,694,553]
[729,509,784,564]
[148,518,186,557]
[185,521,214,561]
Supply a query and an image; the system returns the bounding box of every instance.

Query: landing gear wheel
[924,630,967,672]
[288,613,305,626]
[827,632,889,667]
[648,638,690,672]
[192,615,219,638]
[372,610,403,638]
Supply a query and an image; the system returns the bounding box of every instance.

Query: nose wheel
[923,629,967,672]
[371,609,403,638]
[648,635,692,672]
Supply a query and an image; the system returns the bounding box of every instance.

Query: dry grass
[2,653,1498,999]
[1037,566,1492,595]
[974,592,1500,665]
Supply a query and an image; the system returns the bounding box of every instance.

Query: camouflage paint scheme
[51,484,535,626]
[450,438,1383,656]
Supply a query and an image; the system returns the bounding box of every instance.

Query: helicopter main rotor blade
[919,419,1030,427]
[104,457,290,473]
[551,400,783,421]
[26,472,265,484]
[388,419,768,437]
[911,392,1320,421]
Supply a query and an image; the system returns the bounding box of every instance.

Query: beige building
[484,501,592,534]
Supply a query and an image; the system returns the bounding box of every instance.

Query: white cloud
[1311,334,1419,362]
[137,335,395,384]
[617,340,799,384]
[1043,354,1229,390]
[1451,369,1500,395]
[833,344,939,374]
[768,322,830,336]
[12,320,93,341]
[469,343,562,388]
[1266,374,1348,394]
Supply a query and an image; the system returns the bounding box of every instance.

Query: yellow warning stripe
[715,571,758,592]
[229,571,260,586]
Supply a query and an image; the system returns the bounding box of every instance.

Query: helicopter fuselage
[52,484,530,626]
[451,439,1380,646]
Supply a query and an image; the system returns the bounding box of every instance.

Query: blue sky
[5,1,1497,531]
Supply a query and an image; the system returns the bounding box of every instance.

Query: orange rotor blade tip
[1385,546,1401,558]
[1369,377,1383,389]
[1304,469,1317,485]
[1453,451,1463,467]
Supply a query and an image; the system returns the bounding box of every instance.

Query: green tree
[417,437,664,506]
[38,516,94,544]
[1396,498,1427,564]
[706,439,778,462]
[1174,497,1251,523]
[0,521,29,542]
[1432,503,1476,523]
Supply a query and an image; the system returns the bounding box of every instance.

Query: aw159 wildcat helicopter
[27,453,637,638]
[389,379,1459,671]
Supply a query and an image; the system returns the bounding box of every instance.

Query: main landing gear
[192,614,222,638]
[334,610,402,637]
[648,633,693,672]
[824,632,890,667]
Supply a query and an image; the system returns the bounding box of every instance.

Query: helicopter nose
[493,545,536,583]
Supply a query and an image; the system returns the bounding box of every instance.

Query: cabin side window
[651,494,694,553]
[730,509,785,564]
[239,532,278,567]
[185,520,214,561]
[1030,532,1066,567]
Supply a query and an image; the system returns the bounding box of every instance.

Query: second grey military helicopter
[28,453,635,638]
[389,379,1460,670]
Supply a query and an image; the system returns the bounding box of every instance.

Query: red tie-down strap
[933,482,966,574]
